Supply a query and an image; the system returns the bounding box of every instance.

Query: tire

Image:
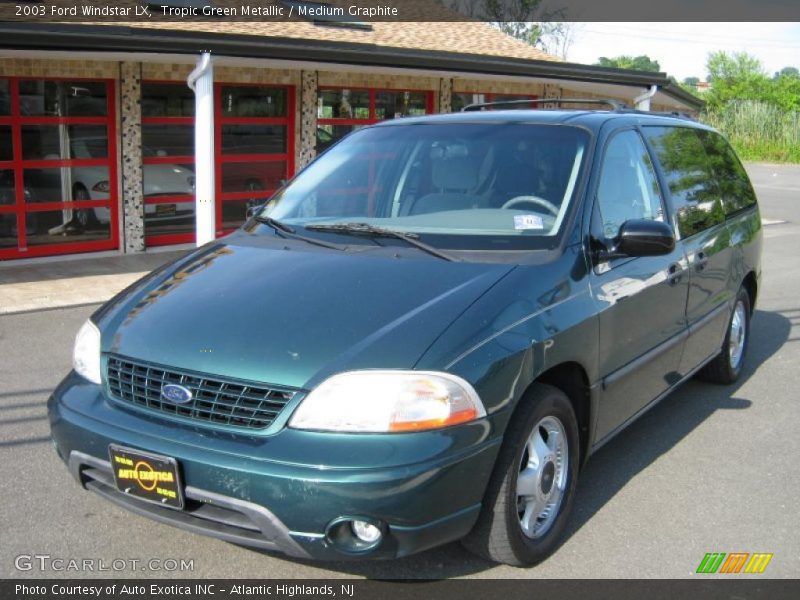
[73,185,98,229]
[696,286,751,385]
[462,383,579,566]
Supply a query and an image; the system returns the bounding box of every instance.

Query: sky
[565,22,800,81]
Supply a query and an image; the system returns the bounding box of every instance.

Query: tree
[769,72,800,111]
[706,51,764,82]
[678,77,703,98]
[537,22,577,59]
[704,51,769,111]
[440,0,547,22]
[595,55,661,72]
[439,1,576,58]
[775,66,799,79]
[683,76,701,88]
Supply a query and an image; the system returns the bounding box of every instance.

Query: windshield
[261,123,590,250]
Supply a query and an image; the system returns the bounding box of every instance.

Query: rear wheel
[462,383,579,566]
[696,286,751,384]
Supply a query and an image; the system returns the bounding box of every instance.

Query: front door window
[596,129,665,241]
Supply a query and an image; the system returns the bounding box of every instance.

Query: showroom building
[0,17,702,261]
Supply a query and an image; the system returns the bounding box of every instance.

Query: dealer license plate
[108,445,184,509]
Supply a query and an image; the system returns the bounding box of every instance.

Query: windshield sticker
[514,214,544,230]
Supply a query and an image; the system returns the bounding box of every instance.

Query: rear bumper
[49,372,502,560]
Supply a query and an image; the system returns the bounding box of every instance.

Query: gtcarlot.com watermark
[14,554,194,573]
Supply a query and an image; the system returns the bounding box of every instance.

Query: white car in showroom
[69,137,195,228]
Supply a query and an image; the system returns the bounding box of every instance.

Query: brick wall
[0,58,117,78]
[317,71,439,92]
[453,79,549,96]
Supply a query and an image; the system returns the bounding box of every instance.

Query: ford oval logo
[161,384,193,404]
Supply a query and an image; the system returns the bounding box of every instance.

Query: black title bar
[4,579,800,600]
[1,0,798,23]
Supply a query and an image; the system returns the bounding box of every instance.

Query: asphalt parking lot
[0,163,798,579]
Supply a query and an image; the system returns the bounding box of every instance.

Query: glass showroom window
[216,84,295,234]
[0,77,118,260]
[141,81,197,246]
[317,87,433,153]
[141,82,295,245]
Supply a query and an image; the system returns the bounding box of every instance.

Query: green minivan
[49,106,761,566]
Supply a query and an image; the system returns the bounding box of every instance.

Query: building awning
[0,22,704,112]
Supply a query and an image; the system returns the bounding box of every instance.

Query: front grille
[106,355,295,430]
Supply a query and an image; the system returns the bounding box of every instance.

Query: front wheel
[696,286,751,384]
[462,383,579,566]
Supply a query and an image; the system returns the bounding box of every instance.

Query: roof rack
[650,110,698,121]
[462,98,631,112]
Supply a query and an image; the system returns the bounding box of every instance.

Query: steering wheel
[502,195,560,216]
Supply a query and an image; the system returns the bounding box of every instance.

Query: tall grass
[704,100,800,163]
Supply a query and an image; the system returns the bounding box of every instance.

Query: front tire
[462,383,579,566]
[696,286,751,384]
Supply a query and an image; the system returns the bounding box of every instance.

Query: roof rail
[650,110,698,121]
[462,98,631,112]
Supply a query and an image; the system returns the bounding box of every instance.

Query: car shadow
[242,307,791,578]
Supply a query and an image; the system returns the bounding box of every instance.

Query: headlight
[289,370,486,433]
[73,320,101,384]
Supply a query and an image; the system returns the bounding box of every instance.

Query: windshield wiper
[304,222,457,262]
[254,215,344,251]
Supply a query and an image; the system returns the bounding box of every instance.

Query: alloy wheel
[516,415,568,539]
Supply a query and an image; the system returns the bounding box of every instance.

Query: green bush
[704,100,800,163]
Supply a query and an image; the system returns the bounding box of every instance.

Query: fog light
[351,520,382,543]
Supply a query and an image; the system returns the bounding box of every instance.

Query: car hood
[98,237,514,390]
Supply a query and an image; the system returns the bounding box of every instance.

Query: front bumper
[49,372,502,560]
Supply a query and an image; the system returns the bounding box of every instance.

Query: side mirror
[611,219,675,258]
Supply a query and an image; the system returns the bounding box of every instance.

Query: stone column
[439,77,453,113]
[298,70,318,170]
[119,61,145,253]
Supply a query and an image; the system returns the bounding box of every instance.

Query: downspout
[187,52,215,246]
[634,84,658,111]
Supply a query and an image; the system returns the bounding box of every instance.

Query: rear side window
[696,130,758,216]
[643,126,725,238]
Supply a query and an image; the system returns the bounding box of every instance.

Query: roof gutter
[634,84,658,110]
[0,23,704,110]
[661,82,705,111]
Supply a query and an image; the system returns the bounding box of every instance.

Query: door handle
[667,262,683,285]
[695,251,709,272]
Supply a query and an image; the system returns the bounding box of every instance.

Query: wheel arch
[742,271,758,314]
[530,361,592,467]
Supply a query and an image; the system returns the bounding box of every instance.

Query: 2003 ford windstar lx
[49,103,762,566]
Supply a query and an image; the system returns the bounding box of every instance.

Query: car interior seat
[406,151,483,215]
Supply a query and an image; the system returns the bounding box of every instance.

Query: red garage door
[141,81,295,246]
[0,77,119,260]
[317,87,434,153]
